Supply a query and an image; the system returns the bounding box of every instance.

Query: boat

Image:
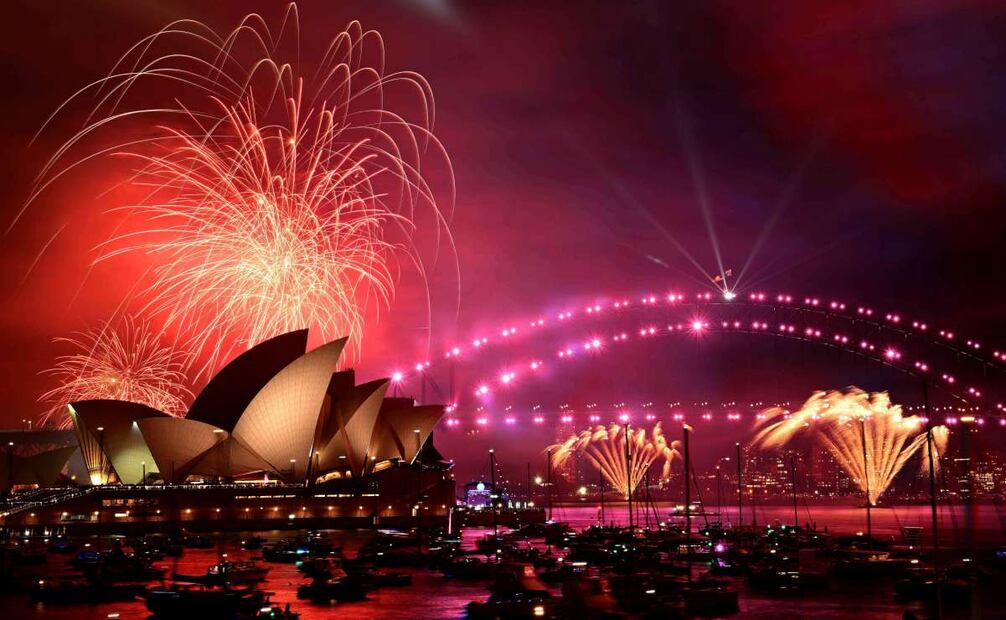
[748,558,828,592]
[31,577,146,604]
[206,559,270,583]
[708,554,746,576]
[466,590,559,619]
[668,502,706,518]
[442,554,493,579]
[175,560,270,585]
[467,565,557,619]
[475,533,502,553]
[136,534,184,557]
[181,534,215,549]
[262,541,309,563]
[69,550,102,566]
[354,535,427,567]
[698,521,730,539]
[351,566,413,588]
[608,571,687,613]
[762,524,831,550]
[143,584,266,618]
[262,535,336,563]
[674,540,713,561]
[298,555,411,589]
[538,559,590,584]
[542,522,574,547]
[895,562,988,604]
[681,576,739,616]
[71,550,166,581]
[255,602,300,619]
[828,549,911,579]
[47,538,76,554]
[242,536,265,550]
[296,557,335,578]
[895,573,974,604]
[489,563,547,593]
[558,575,620,618]
[296,574,370,602]
[500,541,540,563]
[426,532,462,558]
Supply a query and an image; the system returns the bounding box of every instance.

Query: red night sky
[1,0,1004,475]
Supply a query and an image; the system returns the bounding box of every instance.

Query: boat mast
[624,424,632,529]
[546,448,553,522]
[735,442,743,532]
[859,417,872,539]
[526,462,531,508]
[790,452,799,528]
[599,466,605,525]
[715,464,722,520]
[922,379,943,619]
[683,423,692,582]
[643,469,651,530]
[489,449,498,563]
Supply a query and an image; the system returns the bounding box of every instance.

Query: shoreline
[536,502,1006,544]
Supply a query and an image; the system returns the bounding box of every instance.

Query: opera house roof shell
[69,331,445,485]
[0,446,77,490]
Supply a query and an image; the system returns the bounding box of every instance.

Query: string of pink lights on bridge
[437,400,999,431]
[387,288,1005,419]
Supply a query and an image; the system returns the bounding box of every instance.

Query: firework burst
[550,423,681,498]
[29,4,455,370]
[753,388,949,505]
[38,317,192,429]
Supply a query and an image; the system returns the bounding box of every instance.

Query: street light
[212,429,226,484]
[6,441,13,496]
[96,427,106,485]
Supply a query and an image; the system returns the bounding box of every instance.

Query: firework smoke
[38,317,192,429]
[550,423,681,498]
[29,5,455,371]
[753,388,949,505]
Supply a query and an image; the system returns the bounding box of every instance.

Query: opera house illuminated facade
[69,330,446,486]
[2,331,455,533]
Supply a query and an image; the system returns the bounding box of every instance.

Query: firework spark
[753,388,949,505]
[550,423,681,498]
[30,5,455,371]
[38,317,192,429]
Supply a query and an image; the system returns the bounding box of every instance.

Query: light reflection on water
[554,502,1005,542]
[6,503,1003,619]
[12,530,488,620]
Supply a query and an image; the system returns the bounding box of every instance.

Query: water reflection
[7,503,1003,619]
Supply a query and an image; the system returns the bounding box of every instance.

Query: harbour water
[550,502,1006,544]
[5,503,1003,619]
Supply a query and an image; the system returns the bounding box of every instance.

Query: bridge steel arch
[394,288,1005,427]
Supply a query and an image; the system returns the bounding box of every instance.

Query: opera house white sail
[68,331,445,485]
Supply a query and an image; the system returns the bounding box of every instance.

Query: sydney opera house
[1,331,455,533]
